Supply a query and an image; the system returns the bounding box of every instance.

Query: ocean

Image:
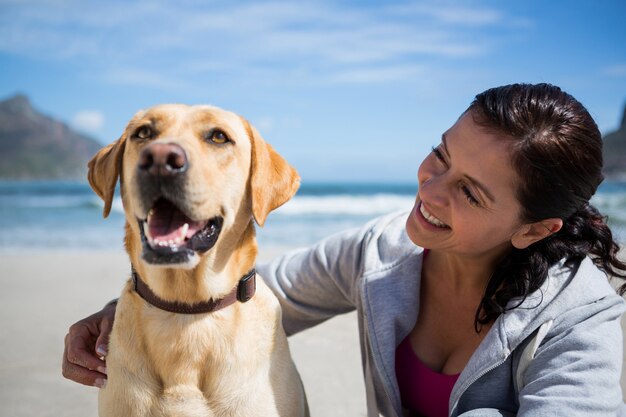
[1,181,625,253]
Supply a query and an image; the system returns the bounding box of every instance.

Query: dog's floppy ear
[87,135,127,218]
[245,120,300,227]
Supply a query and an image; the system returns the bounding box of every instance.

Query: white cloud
[0,0,522,88]
[329,64,425,84]
[71,110,105,134]
[603,64,626,77]
[253,117,275,134]
[100,67,190,90]
[393,3,504,27]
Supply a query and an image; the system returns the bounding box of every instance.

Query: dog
[88,104,308,417]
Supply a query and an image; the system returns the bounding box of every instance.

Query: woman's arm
[61,223,368,386]
[516,299,625,416]
[61,214,388,386]
[258,221,374,336]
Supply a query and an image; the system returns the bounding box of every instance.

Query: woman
[63,83,626,416]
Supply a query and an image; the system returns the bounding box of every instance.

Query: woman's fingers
[62,318,107,386]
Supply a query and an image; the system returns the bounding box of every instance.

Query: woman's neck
[423,248,508,296]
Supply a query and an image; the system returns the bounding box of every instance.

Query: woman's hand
[61,300,117,388]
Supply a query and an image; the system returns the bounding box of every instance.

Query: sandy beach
[0,249,624,417]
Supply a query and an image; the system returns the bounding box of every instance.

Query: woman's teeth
[419,203,448,228]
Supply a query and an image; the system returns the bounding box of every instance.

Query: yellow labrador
[88,104,308,417]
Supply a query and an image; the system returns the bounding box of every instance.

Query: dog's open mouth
[138,198,223,265]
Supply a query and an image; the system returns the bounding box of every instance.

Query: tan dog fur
[88,104,308,417]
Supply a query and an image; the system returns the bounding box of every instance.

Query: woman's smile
[417,201,449,229]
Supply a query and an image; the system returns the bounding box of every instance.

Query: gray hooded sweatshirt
[258,211,626,416]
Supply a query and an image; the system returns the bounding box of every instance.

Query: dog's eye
[135,126,153,140]
[208,130,229,145]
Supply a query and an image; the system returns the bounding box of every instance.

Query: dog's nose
[138,143,188,177]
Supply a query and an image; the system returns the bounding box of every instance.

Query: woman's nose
[419,173,450,208]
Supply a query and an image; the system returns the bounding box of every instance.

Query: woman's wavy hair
[468,83,626,329]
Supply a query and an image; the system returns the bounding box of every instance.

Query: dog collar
[131,268,256,314]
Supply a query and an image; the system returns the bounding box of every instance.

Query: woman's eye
[135,126,153,139]
[431,146,446,163]
[209,130,229,144]
[462,186,480,207]
[430,144,480,207]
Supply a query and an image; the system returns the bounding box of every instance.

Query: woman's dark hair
[467,83,626,330]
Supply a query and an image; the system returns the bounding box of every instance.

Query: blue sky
[1,0,625,183]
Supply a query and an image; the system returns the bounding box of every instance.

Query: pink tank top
[395,333,460,416]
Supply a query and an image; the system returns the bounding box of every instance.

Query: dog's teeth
[182,223,189,239]
[143,222,154,244]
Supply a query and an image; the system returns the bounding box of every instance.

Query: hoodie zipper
[449,349,510,416]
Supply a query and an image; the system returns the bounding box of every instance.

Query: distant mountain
[0,94,103,180]
[603,103,626,178]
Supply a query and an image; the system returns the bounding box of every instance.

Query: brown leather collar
[131,268,256,314]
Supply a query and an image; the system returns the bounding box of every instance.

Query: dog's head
[88,104,299,269]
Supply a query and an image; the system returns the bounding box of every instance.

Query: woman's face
[406,110,527,261]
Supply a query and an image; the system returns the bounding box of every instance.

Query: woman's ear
[511,218,563,249]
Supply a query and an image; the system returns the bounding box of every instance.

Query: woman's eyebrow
[441,133,496,203]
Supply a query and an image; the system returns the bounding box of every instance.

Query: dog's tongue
[147,199,206,246]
